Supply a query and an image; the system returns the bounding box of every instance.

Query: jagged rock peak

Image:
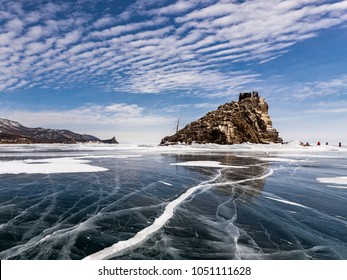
[160,93,283,145]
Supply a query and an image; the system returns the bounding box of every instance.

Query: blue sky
[0,0,347,143]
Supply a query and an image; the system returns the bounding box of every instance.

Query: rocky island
[0,118,118,144]
[160,91,282,145]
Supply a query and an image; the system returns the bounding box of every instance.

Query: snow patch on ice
[317,177,347,185]
[170,161,247,168]
[0,157,108,174]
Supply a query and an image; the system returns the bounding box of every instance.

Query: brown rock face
[160,96,282,145]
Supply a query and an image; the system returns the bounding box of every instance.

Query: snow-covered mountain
[0,117,106,144]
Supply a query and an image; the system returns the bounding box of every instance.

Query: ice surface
[79,155,141,159]
[258,157,300,162]
[0,143,346,260]
[83,172,222,260]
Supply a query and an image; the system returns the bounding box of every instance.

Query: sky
[0,0,347,144]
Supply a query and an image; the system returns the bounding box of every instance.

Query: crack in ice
[83,171,222,260]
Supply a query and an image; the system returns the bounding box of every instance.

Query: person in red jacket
[317,141,321,146]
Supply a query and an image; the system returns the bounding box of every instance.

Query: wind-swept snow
[0,157,108,174]
[317,177,347,185]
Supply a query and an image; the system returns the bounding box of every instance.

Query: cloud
[93,16,115,29]
[0,78,19,91]
[146,0,206,16]
[292,75,347,99]
[163,102,219,112]
[2,103,169,126]
[0,32,16,46]
[55,30,82,48]
[5,18,24,33]
[89,17,167,38]
[26,25,44,41]
[1,0,347,96]
[25,39,55,55]
[176,2,233,22]
[0,102,175,141]
[305,108,347,114]
[103,103,144,115]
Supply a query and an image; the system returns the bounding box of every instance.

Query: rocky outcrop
[101,136,119,144]
[0,118,118,144]
[160,94,282,145]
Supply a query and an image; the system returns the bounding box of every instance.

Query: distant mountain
[160,92,283,145]
[0,118,118,144]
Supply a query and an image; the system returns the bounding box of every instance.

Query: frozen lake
[0,142,346,260]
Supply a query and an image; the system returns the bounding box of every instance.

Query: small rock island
[160,91,283,145]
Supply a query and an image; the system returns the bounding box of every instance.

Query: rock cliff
[160,94,282,145]
[0,118,118,144]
